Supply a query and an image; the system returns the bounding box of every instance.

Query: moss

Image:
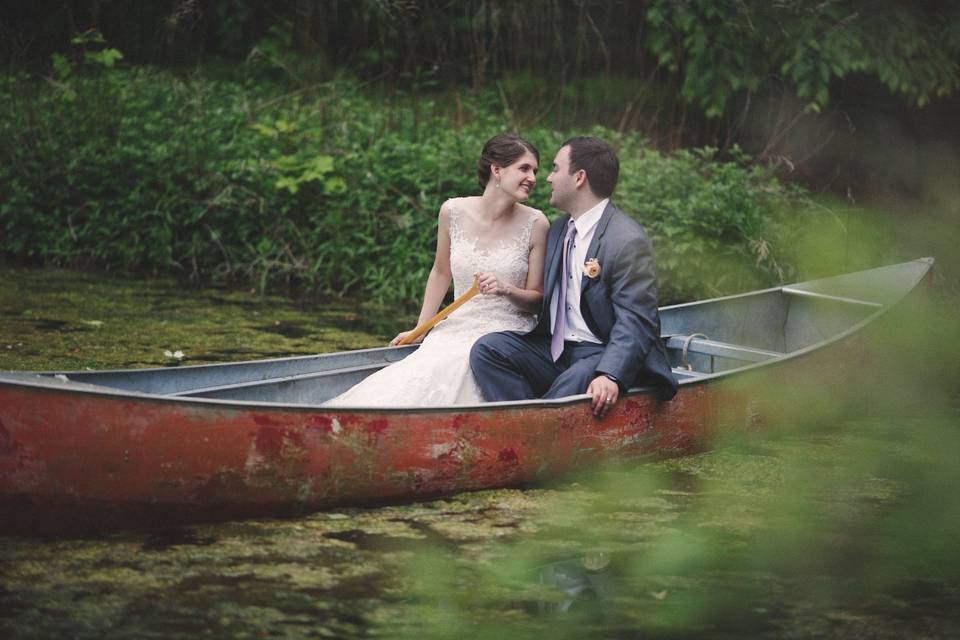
[0,266,412,371]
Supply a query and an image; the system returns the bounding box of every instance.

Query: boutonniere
[583,258,601,279]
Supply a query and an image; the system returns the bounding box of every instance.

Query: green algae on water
[0,267,413,371]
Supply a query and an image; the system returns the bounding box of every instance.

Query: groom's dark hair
[563,136,619,199]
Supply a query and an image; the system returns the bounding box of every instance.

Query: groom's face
[547,145,576,210]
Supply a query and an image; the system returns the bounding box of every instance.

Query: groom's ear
[574,168,588,189]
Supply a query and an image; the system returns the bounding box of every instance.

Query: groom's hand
[587,375,619,418]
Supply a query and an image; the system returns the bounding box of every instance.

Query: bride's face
[495,151,538,201]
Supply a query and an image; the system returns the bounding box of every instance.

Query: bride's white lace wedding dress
[325,198,541,407]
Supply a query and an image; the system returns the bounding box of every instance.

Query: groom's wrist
[598,372,621,390]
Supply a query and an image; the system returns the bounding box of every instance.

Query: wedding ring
[605,397,613,403]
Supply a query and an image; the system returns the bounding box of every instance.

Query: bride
[325,133,549,407]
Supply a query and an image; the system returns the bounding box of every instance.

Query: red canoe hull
[0,345,865,536]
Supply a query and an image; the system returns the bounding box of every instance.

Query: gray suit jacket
[535,201,678,399]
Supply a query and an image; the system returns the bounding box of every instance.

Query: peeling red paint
[367,418,389,435]
[192,469,248,504]
[436,445,459,463]
[254,425,305,460]
[255,426,286,459]
[0,418,11,454]
[497,449,519,465]
[307,415,334,432]
[252,414,286,428]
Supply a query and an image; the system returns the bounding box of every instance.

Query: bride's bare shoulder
[442,196,482,217]
[451,195,482,210]
[515,203,548,224]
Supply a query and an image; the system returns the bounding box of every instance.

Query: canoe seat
[664,335,785,374]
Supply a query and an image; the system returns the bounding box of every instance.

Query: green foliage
[0,65,813,305]
[69,29,125,69]
[614,137,810,300]
[6,3,959,139]
[646,1,960,116]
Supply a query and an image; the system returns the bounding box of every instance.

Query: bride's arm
[416,203,454,324]
[476,214,548,313]
[390,204,453,346]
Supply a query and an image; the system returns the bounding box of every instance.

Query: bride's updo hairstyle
[477,133,539,190]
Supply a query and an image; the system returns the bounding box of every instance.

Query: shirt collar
[572,198,609,236]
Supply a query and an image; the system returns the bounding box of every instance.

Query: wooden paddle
[398,278,480,345]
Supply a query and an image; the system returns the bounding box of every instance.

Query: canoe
[0,258,933,535]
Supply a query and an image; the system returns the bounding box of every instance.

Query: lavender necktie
[551,220,577,361]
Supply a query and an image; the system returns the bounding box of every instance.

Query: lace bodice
[446,197,539,333]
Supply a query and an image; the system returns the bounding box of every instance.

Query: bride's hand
[389,330,422,347]
[476,272,509,296]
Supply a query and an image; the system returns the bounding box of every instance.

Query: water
[1,267,958,639]
[0,267,404,371]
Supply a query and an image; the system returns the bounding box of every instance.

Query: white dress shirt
[550,198,608,345]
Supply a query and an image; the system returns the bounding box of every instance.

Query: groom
[470,136,677,416]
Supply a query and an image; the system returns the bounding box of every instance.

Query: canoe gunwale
[0,299,896,412]
[779,287,884,308]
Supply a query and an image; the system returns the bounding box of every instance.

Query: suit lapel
[579,202,615,294]
[542,214,569,304]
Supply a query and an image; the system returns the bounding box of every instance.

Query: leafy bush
[0,65,813,306]
[613,135,809,301]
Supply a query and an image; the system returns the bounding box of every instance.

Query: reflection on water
[536,554,617,617]
[140,528,218,552]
